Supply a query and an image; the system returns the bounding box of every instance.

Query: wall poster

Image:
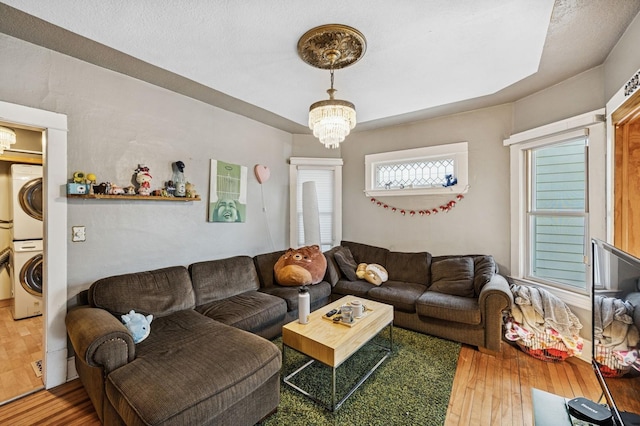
[208,159,247,223]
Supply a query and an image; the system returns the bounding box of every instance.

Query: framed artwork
[208,159,247,223]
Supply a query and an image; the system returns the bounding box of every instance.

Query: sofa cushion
[253,250,286,289]
[386,251,431,286]
[429,257,475,298]
[415,291,481,325]
[333,246,359,281]
[473,255,497,295]
[106,310,281,425]
[367,280,426,313]
[88,266,195,318]
[332,279,376,298]
[195,290,286,333]
[260,281,332,312]
[342,241,389,266]
[189,256,260,306]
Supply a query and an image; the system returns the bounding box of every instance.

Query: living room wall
[0,33,293,301]
[294,104,513,273]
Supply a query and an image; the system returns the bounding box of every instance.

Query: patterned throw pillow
[333,246,359,281]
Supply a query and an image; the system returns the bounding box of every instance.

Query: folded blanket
[510,284,582,338]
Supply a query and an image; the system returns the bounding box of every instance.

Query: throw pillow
[333,246,359,281]
[430,257,475,298]
[473,255,497,295]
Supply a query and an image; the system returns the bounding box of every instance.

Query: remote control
[325,309,338,317]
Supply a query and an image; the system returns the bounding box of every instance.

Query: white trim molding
[0,100,68,389]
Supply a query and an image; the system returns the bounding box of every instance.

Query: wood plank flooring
[0,305,44,403]
[0,338,610,425]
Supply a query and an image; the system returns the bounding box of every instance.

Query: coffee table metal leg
[332,367,337,411]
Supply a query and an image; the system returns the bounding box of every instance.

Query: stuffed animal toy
[121,310,153,344]
[134,164,153,196]
[274,245,327,286]
[356,263,388,285]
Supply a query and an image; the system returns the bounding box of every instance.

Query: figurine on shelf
[185,182,197,198]
[109,184,125,195]
[73,171,85,184]
[165,180,176,197]
[135,164,152,196]
[94,182,108,194]
[126,185,136,195]
[86,173,97,195]
[174,161,186,197]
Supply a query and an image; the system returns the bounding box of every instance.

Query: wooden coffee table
[281,295,394,411]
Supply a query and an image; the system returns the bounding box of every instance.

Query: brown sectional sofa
[65,242,510,425]
[325,241,514,353]
[66,251,331,426]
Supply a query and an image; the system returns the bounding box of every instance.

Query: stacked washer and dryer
[10,164,43,320]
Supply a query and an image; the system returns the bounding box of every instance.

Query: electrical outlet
[72,226,86,242]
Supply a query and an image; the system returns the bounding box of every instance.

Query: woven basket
[593,345,632,377]
[516,338,571,362]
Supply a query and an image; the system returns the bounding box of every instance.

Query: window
[364,142,468,196]
[289,158,343,251]
[527,138,587,289]
[506,109,606,305]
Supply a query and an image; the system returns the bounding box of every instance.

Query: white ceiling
[1,1,639,133]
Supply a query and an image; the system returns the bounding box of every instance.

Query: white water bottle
[298,286,310,325]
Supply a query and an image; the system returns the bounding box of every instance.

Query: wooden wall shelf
[67,194,201,202]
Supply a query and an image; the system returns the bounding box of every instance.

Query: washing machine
[10,239,43,320]
[11,164,43,241]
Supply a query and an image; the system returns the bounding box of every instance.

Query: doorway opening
[0,100,68,403]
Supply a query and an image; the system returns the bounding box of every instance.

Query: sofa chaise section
[66,265,281,426]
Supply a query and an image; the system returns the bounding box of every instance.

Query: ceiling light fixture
[0,126,17,155]
[298,24,366,149]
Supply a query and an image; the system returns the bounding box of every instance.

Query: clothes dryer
[10,239,43,320]
[11,164,43,241]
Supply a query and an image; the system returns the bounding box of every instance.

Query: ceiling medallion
[297,24,367,70]
[298,24,366,149]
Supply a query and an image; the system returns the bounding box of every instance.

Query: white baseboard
[66,356,78,381]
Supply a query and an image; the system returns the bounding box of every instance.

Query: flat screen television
[592,238,640,425]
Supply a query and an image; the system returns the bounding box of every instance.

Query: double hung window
[527,138,588,289]
[506,109,606,303]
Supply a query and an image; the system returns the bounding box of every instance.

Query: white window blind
[296,169,334,251]
[289,158,343,251]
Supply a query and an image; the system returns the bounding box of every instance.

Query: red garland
[369,194,465,216]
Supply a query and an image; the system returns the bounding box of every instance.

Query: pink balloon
[254,164,271,184]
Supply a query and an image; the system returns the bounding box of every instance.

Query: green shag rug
[260,327,460,426]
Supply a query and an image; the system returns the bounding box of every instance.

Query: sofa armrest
[66,306,135,373]
[478,274,514,352]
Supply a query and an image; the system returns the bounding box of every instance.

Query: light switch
[72,226,86,242]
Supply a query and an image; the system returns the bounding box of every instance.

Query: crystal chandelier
[298,24,366,149]
[0,126,16,154]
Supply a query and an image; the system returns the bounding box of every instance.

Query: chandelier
[0,126,16,155]
[298,24,366,149]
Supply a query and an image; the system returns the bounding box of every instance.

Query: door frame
[0,100,68,389]
[606,67,640,244]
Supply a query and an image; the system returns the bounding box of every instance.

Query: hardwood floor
[445,342,602,426]
[0,304,44,404]
[0,338,607,425]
